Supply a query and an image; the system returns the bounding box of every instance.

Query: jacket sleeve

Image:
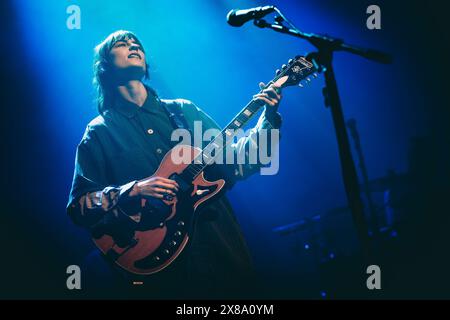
[66,126,140,229]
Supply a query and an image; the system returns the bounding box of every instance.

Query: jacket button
[156,148,162,154]
[147,128,154,135]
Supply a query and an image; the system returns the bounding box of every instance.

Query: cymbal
[273,205,350,236]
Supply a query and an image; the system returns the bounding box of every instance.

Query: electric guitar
[93,56,318,275]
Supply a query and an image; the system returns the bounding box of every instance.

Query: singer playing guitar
[67,30,316,298]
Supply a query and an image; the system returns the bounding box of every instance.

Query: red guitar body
[93,145,225,275]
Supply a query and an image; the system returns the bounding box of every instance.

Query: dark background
[1,0,449,299]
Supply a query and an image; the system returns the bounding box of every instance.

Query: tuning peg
[312,73,318,78]
[298,83,304,88]
[288,59,293,64]
[281,64,287,69]
[275,69,281,75]
[306,77,311,82]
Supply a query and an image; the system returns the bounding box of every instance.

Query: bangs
[95,30,145,56]
[108,31,145,53]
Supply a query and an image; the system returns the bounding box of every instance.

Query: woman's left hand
[253,82,282,113]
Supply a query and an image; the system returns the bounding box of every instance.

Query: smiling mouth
[128,53,141,59]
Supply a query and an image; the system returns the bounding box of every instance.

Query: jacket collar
[112,86,159,118]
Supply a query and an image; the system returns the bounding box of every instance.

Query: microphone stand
[347,119,380,239]
[253,13,392,264]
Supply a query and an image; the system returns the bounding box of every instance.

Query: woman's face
[109,37,146,80]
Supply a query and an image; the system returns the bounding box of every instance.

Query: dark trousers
[81,249,260,299]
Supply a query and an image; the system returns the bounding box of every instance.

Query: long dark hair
[93,30,150,114]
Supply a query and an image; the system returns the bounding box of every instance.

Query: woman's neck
[117,80,147,107]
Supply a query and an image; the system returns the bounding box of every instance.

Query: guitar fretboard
[180,56,316,181]
[183,98,264,180]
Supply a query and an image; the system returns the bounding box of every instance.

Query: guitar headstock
[270,55,319,89]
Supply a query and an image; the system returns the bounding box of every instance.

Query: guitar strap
[160,99,192,136]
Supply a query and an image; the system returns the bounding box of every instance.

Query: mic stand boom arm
[254,18,392,64]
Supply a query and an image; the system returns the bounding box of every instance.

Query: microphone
[227,5,276,27]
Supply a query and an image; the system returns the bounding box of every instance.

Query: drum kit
[272,167,409,265]
[271,171,410,298]
[271,120,443,297]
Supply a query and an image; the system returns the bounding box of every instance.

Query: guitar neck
[181,56,317,181]
[184,98,266,180]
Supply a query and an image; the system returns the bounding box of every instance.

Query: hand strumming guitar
[129,176,179,199]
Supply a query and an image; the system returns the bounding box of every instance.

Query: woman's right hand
[129,176,179,199]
